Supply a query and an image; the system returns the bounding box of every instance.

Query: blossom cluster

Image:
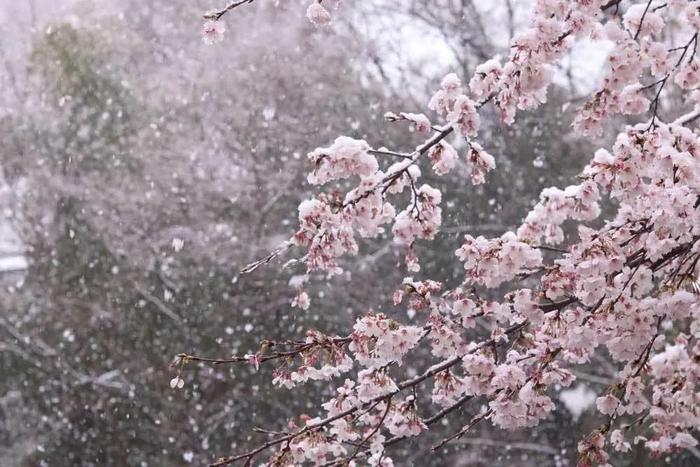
[574,1,700,135]
[349,313,424,369]
[306,0,341,26]
[271,329,354,389]
[455,232,543,288]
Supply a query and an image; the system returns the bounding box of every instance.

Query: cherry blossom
[469,58,502,99]
[306,2,332,26]
[428,140,458,175]
[201,20,226,45]
[610,429,631,452]
[392,184,442,247]
[350,314,424,369]
[455,232,543,288]
[306,136,378,185]
[385,112,432,133]
[465,142,495,185]
[595,393,620,416]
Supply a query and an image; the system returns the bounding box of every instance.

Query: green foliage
[30,22,138,171]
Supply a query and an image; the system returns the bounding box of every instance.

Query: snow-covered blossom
[291,290,311,310]
[595,394,620,416]
[510,289,545,326]
[355,369,398,402]
[385,397,426,437]
[307,137,377,185]
[245,352,262,371]
[611,429,631,452]
[517,181,600,245]
[428,141,457,175]
[392,184,442,246]
[399,112,431,133]
[491,363,527,390]
[643,41,672,76]
[675,60,700,90]
[469,58,502,99]
[441,73,462,97]
[292,196,356,274]
[618,84,649,115]
[623,3,665,37]
[306,2,332,25]
[462,352,496,396]
[201,20,226,45]
[465,142,495,185]
[455,232,542,288]
[272,330,354,389]
[428,73,463,114]
[432,371,468,407]
[447,95,480,137]
[350,314,424,369]
[578,431,609,466]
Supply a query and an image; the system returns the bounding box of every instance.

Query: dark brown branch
[180,335,351,368]
[204,0,255,20]
[344,398,392,465]
[633,0,654,41]
[368,149,412,160]
[432,408,492,451]
[208,320,528,466]
[239,242,292,274]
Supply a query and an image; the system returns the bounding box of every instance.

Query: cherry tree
[1,2,416,463]
[183,1,700,465]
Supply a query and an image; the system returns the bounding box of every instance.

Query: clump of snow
[559,384,596,421]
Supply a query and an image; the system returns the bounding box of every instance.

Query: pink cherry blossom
[191,1,700,464]
[201,20,226,45]
[306,2,332,26]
